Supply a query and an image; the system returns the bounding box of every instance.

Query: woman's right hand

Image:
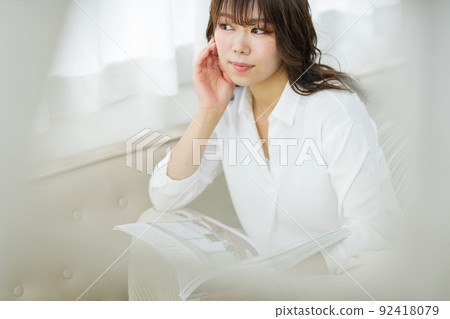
[194,37,236,113]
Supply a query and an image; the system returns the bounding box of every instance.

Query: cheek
[214,32,229,61]
[256,40,279,63]
[260,45,281,72]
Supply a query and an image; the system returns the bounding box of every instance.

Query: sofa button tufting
[72,210,82,221]
[13,285,23,297]
[118,198,128,208]
[62,268,73,280]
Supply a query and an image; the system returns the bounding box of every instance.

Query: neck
[249,68,288,117]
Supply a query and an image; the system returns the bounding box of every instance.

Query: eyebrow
[218,13,266,24]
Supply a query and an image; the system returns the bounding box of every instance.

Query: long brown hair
[206,0,367,102]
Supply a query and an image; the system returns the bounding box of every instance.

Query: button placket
[265,116,279,185]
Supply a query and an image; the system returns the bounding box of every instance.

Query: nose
[232,32,250,55]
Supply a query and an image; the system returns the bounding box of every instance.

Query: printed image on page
[155,216,260,268]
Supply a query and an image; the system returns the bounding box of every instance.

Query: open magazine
[114,209,351,300]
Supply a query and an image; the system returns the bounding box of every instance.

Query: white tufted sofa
[2,64,417,301]
[3,111,412,301]
[2,124,239,301]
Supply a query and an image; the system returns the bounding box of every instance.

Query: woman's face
[214,7,282,87]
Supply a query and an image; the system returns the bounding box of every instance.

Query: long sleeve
[149,129,224,212]
[320,119,402,274]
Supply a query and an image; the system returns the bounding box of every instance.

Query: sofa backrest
[2,123,239,301]
[3,73,412,300]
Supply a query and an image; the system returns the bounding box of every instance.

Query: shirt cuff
[149,149,201,194]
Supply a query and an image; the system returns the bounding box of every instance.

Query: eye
[218,23,233,31]
[252,27,266,34]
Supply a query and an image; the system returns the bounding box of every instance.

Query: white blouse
[149,81,403,274]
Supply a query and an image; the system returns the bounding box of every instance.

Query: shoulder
[299,89,380,152]
[308,89,367,123]
[306,89,376,136]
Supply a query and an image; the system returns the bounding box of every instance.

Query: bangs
[214,0,274,30]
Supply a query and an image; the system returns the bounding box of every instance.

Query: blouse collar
[237,80,302,127]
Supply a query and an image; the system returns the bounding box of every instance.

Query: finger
[194,53,207,73]
[200,43,214,62]
[195,45,212,68]
[194,54,210,78]
[206,43,218,66]
[211,43,218,56]
[196,48,207,64]
[194,42,218,74]
[198,41,214,58]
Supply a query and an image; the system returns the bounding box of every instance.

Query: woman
[148,0,402,299]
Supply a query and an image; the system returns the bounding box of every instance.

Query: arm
[149,122,224,211]
[167,36,234,181]
[149,37,236,211]
[166,108,222,181]
[320,119,402,274]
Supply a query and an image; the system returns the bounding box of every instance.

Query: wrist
[194,107,223,124]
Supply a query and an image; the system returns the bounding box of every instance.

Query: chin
[230,78,250,87]
[227,74,256,87]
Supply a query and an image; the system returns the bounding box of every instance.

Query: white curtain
[30,0,403,163]
[310,0,402,72]
[32,0,206,135]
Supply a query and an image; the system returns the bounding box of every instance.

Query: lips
[232,62,253,67]
[231,61,254,72]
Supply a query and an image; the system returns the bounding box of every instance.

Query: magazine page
[114,221,208,290]
[233,228,352,272]
[179,228,351,300]
[114,211,262,294]
[154,216,261,268]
